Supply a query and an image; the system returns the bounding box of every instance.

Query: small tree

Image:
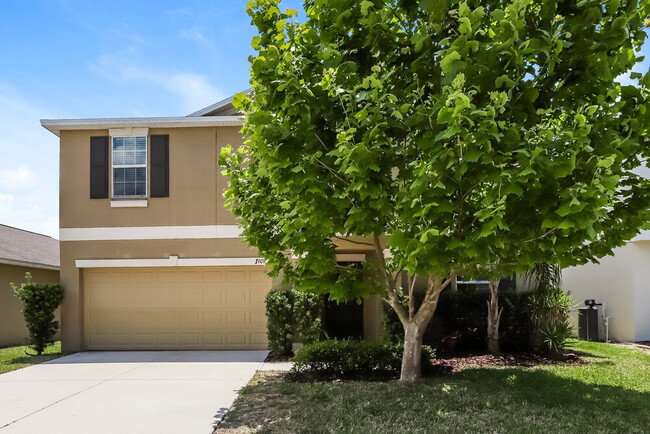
[11,273,65,355]
[223,0,650,382]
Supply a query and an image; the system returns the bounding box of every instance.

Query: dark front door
[324,299,364,340]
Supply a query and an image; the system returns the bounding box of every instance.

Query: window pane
[114,183,125,196]
[113,151,124,165]
[113,168,125,182]
[124,137,136,150]
[112,136,147,197]
[124,183,136,196]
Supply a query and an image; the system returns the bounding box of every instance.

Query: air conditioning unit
[578,299,605,342]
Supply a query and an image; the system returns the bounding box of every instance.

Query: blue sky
[0,1,647,238]
[0,0,300,237]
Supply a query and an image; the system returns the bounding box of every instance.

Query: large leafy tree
[222,0,650,382]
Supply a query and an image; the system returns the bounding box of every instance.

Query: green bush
[265,288,325,355]
[530,287,575,357]
[11,273,64,355]
[291,339,434,379]
[383,289,534,353]
[265,290,294,355]
[293,291,325,345]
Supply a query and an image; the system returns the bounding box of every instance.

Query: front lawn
[217,341,649,434]
[0,342,64,374]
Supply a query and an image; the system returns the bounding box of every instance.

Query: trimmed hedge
[291,339,434,379]
[383,289,534,353]
[265,288,325,355]
[265,290,294,355]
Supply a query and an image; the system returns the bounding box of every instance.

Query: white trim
[0,258,60,271]
[110,200,148,208]
[336,254,366,262]
[109,127,149,136]
[75,256,266,268]
[40,116,244,137]
[59,225,242,241]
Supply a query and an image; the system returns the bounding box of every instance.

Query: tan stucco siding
[60,127,243,229]
[0,264,60,346]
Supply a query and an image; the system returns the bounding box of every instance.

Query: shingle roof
[0,225,59,270]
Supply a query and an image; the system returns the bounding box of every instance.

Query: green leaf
[419,0,436,13]
[360,0,374,15]
[440,51,462,74]
[495,75,515,89]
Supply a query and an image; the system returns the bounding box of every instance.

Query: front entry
[323,299,364,340]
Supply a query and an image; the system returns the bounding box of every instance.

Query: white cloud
[0,82,60,238]
[179,25,206,42]
[0,166,37,192]
[91,53,224,113]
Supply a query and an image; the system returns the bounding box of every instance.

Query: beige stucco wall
[0,264,60,347]
[562,244,638,342]
[60,126,242,229]
[57,125,387,351]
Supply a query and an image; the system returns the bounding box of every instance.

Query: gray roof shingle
[0,225,59,269]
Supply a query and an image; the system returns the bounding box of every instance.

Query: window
[456,275,517,292]
[456,276,490,292]
[112,136,146,198]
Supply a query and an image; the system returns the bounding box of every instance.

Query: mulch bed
[264,353,293,363]
[430,351,585,374]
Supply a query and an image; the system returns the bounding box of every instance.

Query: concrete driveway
[0,351,268,434]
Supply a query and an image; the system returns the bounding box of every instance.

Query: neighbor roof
[0,225,60,270]
[187,89,251,117]
[41,91,250,136]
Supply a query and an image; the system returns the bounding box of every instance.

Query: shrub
[11,273,65,355]
[293,291,325,345]
[265,290,294,355]
[383,289,534,353]
[530,287,575,357]
[291,339,434,379]
[265,288,326,355]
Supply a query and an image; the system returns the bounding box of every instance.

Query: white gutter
[40,116,244,137]
[0,257,60,271]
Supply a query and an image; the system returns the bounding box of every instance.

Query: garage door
[83,267,271,350]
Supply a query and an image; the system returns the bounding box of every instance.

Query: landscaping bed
[0,342,64,374]
[216,341,650,434]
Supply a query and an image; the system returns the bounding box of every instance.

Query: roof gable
[187,89,251,117]
[0,225,59,270]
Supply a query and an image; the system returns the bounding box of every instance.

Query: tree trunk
[400,321,425,383]
[487,279,503,355]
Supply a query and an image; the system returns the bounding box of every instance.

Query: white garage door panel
[83,267,271,350]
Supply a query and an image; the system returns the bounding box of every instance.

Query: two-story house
[42,96,382,353]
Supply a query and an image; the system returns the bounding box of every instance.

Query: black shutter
[90,136,109,199]
[150,135,169,198]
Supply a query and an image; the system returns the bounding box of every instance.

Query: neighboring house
[41,95,382,353]
[563,230,650,342]
[0,224,60,346]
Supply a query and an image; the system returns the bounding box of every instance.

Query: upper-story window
[112,136,147,198]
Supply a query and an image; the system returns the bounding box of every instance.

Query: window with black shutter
[90,136,109,199]
[150,135,169,198]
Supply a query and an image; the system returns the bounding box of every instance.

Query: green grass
[0,342,64,374]
[218,341,650,434]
